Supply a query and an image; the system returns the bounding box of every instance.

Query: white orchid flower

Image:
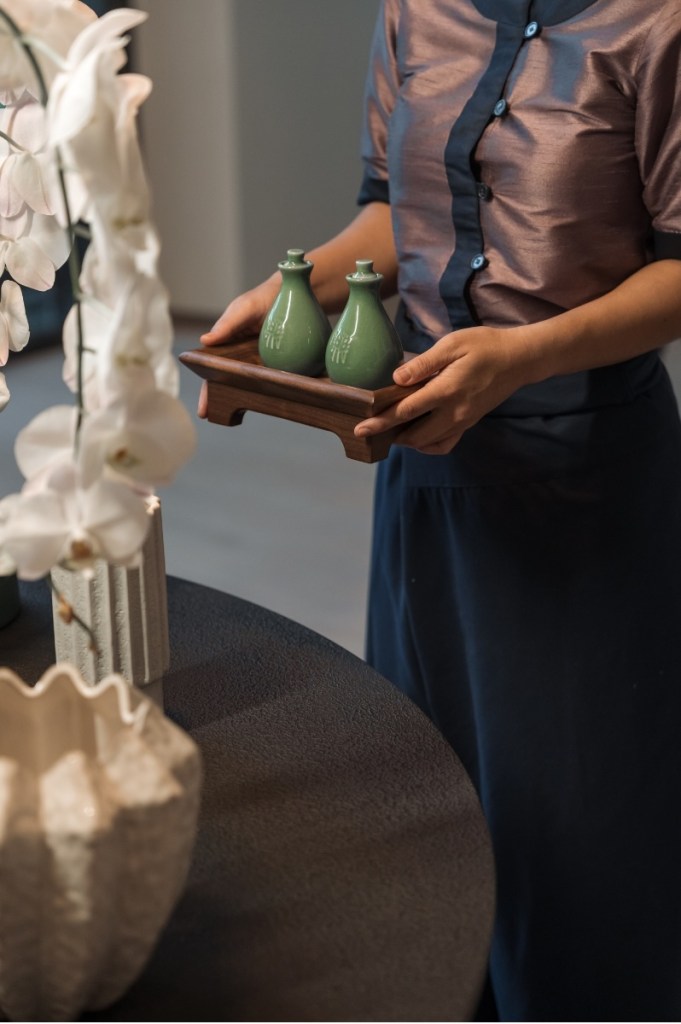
[0,91,88,227]
[0,460,150,581]
[14,404,76,491]
[0,0,96,95]
[47,10,150,191]
[80,202,161,307]
[0,279,29,366]
[0,94,72,287]
[62,269,179,405]
[15,380,195,497]
[0,204,70,289]
[78,370,197,491]
[0,95,53,216]
[0,5,196,592]
[47,11,152,261]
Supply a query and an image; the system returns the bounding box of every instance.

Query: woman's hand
[351,260,681,450]
[197,277,280,418]
[354,326,531,454]
[200,276,280,348]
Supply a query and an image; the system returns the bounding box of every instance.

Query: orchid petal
[81,389,197,490]
[0,158,25,219]
[0,279,29,352]
[47,49,100,146]
[0,489,68,580]
[12,152,54,215]
[0,204,29,240]
[3,94,47,152]
[66,8,148,67]
[0,370,9,411]
[78,476,150,564]
[5,235,56,290]
[15,405,76,482]
[28,210,70,267]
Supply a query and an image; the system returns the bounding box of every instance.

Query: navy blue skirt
[367,329,681,1020]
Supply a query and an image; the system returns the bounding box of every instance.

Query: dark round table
[5,577,495,1022]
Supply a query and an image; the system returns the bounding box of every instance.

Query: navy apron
[367,308,681,1021]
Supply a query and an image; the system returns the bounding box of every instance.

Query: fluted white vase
[0,662,201,1022]
[50,503,169,688]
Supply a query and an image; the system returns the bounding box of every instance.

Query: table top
[6,577,494,1022]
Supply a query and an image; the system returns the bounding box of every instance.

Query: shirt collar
[470,0,600,27]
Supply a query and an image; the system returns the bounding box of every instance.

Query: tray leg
[205,382,393,463]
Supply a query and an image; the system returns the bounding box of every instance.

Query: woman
[200,1,681,1018]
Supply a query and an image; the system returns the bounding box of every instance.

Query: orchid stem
[46,575,100,656]
[0,128,26,152]
[0,9,47,105]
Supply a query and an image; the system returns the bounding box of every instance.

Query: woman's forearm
[516,259,681,384]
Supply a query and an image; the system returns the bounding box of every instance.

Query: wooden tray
[180,339,421,463]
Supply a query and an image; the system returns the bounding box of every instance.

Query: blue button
[476,182,492,201]
[524,21,540,39]
[470,254,488,271]
[493,98,508,118]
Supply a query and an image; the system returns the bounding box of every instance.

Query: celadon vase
[258,249,331,376]
[0,662,201,1023]
[325,259,404,390]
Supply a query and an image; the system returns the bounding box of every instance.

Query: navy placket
[439,6,535,329]
[439,0,600,330]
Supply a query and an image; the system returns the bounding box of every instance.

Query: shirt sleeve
[357,0,401,207]
[635,3,681,260]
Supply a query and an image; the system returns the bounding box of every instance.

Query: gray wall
[131,0,380,317]
[232,1,379,287]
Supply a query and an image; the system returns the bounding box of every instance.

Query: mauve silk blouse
[358,0,681,339]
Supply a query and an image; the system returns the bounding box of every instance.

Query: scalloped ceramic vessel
[0,663,201,1022]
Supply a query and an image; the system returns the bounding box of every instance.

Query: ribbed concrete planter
[50,505,169,688]
[0,663,201,1022]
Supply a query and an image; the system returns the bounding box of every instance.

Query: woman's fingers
[200,298,260,346]
[394,412,463,453]
[393,335,457,385]
[354,374,453,437]
[200,278,279,346]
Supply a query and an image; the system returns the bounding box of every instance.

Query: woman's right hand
[197,275,279,417]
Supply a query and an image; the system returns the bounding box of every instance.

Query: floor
[4,323,681,659]
[0,321,376,657]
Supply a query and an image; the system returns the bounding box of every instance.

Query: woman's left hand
[354,325,531,454]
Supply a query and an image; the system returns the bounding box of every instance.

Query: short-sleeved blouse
[358,0,681,340]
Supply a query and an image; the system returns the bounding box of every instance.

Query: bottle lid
[278,248,312,270]
[347,258,382,283]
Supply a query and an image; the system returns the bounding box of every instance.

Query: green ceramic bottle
[325,259,403,389]
[258,249,331,376]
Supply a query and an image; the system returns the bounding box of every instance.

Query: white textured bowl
[0,663,201,1022]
